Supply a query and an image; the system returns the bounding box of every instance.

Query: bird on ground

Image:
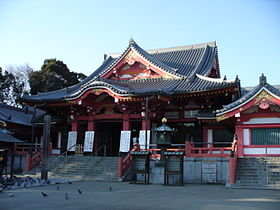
[65,193,69,200]
[57,186,60,190]
[46,180,50,184]
[109,186,112,191]
[8,192,14,197]
[41,192,48,197]
[78,189,82,195]
[68,181,72,184]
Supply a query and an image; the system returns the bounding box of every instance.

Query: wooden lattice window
[251,128,280,145]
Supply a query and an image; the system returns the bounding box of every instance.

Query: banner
[139,130,150,149]
[67,131,77,151]
[84,131,95,152]
[119,131,131,152]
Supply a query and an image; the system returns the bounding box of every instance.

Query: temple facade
[20,39,280,160]
[22,39,242,156]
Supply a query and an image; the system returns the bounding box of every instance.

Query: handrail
[52,144,77,162]
[94,145,107,156]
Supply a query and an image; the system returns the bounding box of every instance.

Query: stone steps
[46,156,119,181]
[233,157,280,189]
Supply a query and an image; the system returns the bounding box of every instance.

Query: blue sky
[0,0,279,86]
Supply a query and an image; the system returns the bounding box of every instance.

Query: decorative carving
[254,90,272,103]
[259,73,267,85]
[124,50,138,65]
[243,106,259,114]
[254,90,274,109]
[270,105,280,112]
[259,101,270,109]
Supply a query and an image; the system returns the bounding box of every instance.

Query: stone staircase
[47,156,119,181]
[234,157,280,189]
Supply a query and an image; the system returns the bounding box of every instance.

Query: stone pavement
[0,181,280,210]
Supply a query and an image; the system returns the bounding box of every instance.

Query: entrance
[169,122,202,144]
[96,121,122,156]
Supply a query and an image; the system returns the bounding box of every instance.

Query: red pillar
[87,115,97,152]
[228,157,237,184]
[118,157,123,179]
[87,116,96,131]
[26,154,31,172]
[235,125,243,157]
[141,116,151,130]
[123,113,131,131]
[71,120,78,131]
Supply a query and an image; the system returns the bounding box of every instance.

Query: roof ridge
[107,41,216,58]
[196,74,236,83]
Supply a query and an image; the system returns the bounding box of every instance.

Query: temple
[21,39,240,156]
[3,39,278,187]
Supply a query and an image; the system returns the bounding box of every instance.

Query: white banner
[139,130,150,149]
[67,131,77,151]
[84,131,95,152]
[119,130,131,152]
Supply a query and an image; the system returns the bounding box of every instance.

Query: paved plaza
[1,181,280,210]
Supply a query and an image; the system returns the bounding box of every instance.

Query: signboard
[139,130,150,149]
[67,131,77,151]
[84,131,95,152]
[202,162,217,183]
[119,131,131,152]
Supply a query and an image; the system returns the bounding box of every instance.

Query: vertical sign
[139,130,150,149]
[84,131,95,152]
[67,131,77,151]
[119,131,131,152]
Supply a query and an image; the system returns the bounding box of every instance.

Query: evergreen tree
[29,59,86,95]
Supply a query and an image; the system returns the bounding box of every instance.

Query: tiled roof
[163,151,185,156]
[0,130,23,143]
[22,40,238,103]
[130,151,150,155]
[216,74,280,115]
[0,104,46,126]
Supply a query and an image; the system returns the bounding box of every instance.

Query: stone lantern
[154,118,175,165]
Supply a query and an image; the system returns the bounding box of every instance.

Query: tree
[0,65,31,106]
[29,59,86,95]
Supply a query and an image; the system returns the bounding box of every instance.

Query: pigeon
[68,181,72,184]
[41,192,48,197]
[65,193,69,200]
[8,192,14,197]
[56,186,60,190]
[109,186,112,192]
[46,180,50,184]
[78,189,82,195]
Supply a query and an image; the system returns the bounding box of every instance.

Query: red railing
[26,150,42,172]
[14,143,53,172]
[118,148,136,179]
[185,141,234,157]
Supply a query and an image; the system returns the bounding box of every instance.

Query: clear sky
[0,0,279,87]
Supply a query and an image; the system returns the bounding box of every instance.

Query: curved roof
[22,40,238,103]
[0,104,46,126]
[216,74,280,119]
